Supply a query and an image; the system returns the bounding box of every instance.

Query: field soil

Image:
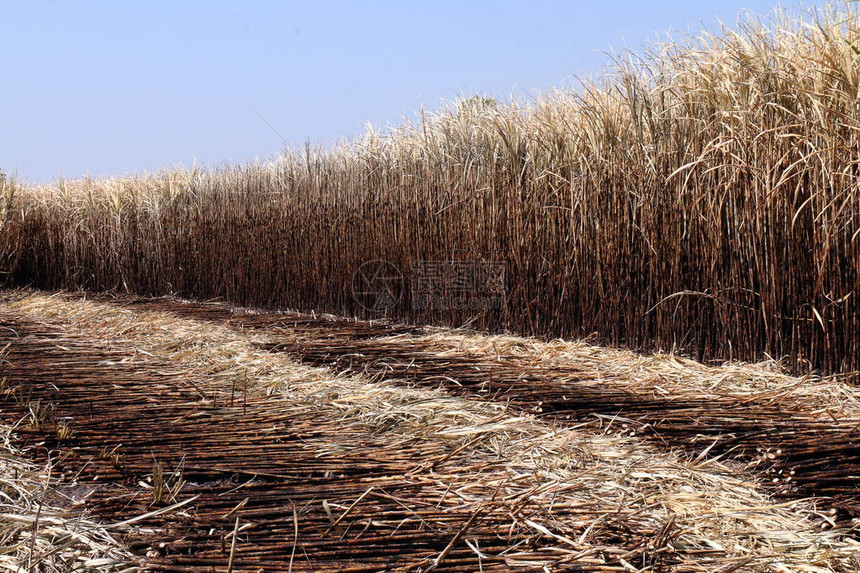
[2,290,860,572]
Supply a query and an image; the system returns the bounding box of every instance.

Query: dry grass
[0,423,137,572]
[6,4,860,569]
[4,289,860,571]
[0,175,22,286]
[4,5,860,376]
[408,329,860,416]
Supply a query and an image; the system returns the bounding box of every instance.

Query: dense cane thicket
[4,6,860,377]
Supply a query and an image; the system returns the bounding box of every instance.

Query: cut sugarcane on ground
[1,289,859,571]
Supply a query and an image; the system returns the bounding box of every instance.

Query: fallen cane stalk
[328,486,374,532]
[226,516,240,573]
[288,502,298,573]
[104,494,200,529]
[422,502,485,572]
[26,458,50,570]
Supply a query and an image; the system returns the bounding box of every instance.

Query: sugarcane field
[5,2,860,572]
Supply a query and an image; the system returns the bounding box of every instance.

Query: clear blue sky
[2,0,807,183]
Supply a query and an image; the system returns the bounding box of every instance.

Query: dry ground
[2,289,860,571]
